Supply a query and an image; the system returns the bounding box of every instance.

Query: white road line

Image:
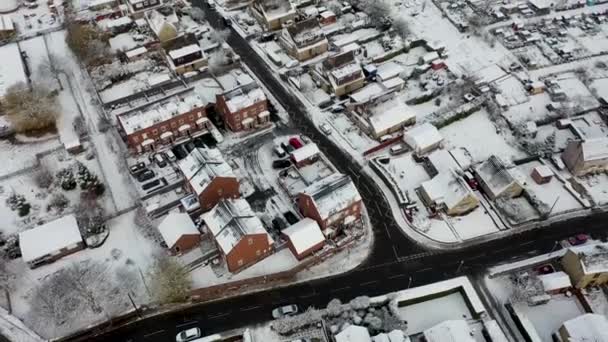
[330,286,351,293]
[521,241,534,246]
[175,321,197,328]
[392,245,399,260]
[241,305,261,312]
[143,330,165,338]
[300,293,316,298]
[388,274,407,280]
[208,312,230,319]
[415,267,432,273]
[360,280,378,286]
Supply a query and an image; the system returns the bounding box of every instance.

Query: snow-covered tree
[56,167,77,191]
[350,296,371,310]
[34,165,54,189]
[327,298,344,317]
[148,254,192,304]
[47,193,70,213]
[393,18,410,41]
[65,20,110,65]
[272,307,323,335]
[5,193,31,217]
[208,50,231,74]
[76,162,105,198]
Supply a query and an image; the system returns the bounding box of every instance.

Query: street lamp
[407,276,413,289]
[456,260,464,274]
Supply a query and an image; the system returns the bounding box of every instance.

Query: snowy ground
[4,210,161,340]
[513,296,586,341]
[6,1,64,39]
[397,291,473,334]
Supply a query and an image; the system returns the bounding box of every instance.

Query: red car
[568,234,589,246]
[289,137,303,149]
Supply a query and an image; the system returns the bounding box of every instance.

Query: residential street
[73,2,608,341]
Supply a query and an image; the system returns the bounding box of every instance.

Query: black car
[142,179,160,191]
[284,211,299,225]
[260,32,276,42]
[137,169,155,182]
[281,142,295,153]
[129,162,146,175]
[272,159,291,169]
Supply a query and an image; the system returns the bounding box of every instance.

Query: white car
[272,304,299,319]
[176,327,201,342]
[319,123,332,135]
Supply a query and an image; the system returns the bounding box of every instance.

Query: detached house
[125,0,162,18]
[349,93,416,140]
[474,155,523,200]
[323,50,365,97]
[420,171,479,216]
[251,0,296,31]
[561,243,608,288]
[158,212,201,255]
[297,173,362,230]
[178,148,240,212]
[216,83,270,132]
[562,138,608,176]
[279,17,328,62]
[202,198,273,272]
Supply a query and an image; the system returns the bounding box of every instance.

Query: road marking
[521,241,534,246]
[360,280,378,286]
[415,267,432,273]
[143,330,165,338]
[330,286,351,293]
[300,293,316,298]
[241,305,261,312]
[384,223,392,239]
[392,245,399,260]
[175,321,197,328]
[208,312,230,319]
[388,274,407,280]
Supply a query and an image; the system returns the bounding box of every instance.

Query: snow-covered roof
[570,243,608,274]
[538,271,571,292]
[118,90,207,134]
[421,171,475,210]
[330,62,363,83]
[561,314,608,342]
[580,138,608,162]
[372,330,407,342]
[484,321,508,342]
[125,46,147,59]
[301,173,361,220]
[349,83,385,104]
[168,44,202,60]
[423,320,475,342]
[376,61,404,81]
[320,10,335,19]
[336,325,371,342]
[201,199,271,255]
[0,43,27,98]
[88,0,116,8]
[158,212,199,249]
[221,84,266,114]
[368,98,415,135]
[428,149,462,173]
[532,165,553,178]
[0,0,18,12]
[107,16,132,28]
[529,0,553,9]
[146,8,179,36]
[290,143,320,163]
[0,15,14,32]
[178,147,235,196]
[282,218,324,255]
[19,215,82,263]
[475,155,519,196]
[403,123,443,153]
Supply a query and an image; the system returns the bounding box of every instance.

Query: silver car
[272,304,299,319]
[176,327,201,342]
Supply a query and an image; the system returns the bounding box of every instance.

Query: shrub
[34,167,54,189]
[3,83,58,134]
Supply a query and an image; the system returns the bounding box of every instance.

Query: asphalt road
[81,3,608,341]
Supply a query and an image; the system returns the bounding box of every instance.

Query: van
[389,143,407,155]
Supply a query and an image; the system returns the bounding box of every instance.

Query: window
[152,129,158,135]
[178,119,184,125]
[593,273,601,279]
[132,136,139,143]
[143,1,148,6]
[238,259,244,266]
[197,112,202,118]
[189,115,194,121]
[175,246,180,253]
[171,122,177,128]
[161,126,166,132]
[235,114,241,121]
[256,249,261,256]
[217,188,223,196]
[142,133,148,139]
[248,238,254,245]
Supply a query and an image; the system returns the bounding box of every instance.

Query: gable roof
[282,218,324,255]
[202,199,271,255]
[178,148,235,196]
[561,314,608,342]
[301,173,361,220]
[336,325,371,342]
[19,215,82,263]
[158,212,199,248]
[403,123,443,152]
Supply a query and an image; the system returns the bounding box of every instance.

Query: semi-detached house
[215,83,270,132]
[279,17,328,62]
[202,198,273,272]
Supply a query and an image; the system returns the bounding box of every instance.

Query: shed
[281,218,325,260]
[403,123,443,155]
[19,215,84,268]
[531,165,553,184]
[290,143,320,167]
[538,271,572,294]
[158,212,201,254]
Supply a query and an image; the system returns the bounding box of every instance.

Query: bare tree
[65,19,110,65]
[147,254,192,304]
[211,29,231,44]
[2,82,59,134]
[393,17,411,41]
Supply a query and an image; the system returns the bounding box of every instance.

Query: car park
[272,304,298,319]
[137,169,155,182]
[129,162,146,175]
[176,327,202,342]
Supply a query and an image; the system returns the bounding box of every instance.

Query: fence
[0,145,64,181]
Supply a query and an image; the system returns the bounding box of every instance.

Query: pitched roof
[403,123,443,153]
[423,320,475,342]
[282,218,324,255]
[301,173,361,220]
[19,215,82,263]
[158,212,199,248]
[178,148,235,195]
[202,199,271,255]
[336,325,371,342]
[290,143,320,163]
[561,314,608,342]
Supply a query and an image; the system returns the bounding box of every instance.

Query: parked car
[272,159,291,169]
[289,339,313,342]
[154,153,168,168]
[260,32,276,42]
[143,178,167,191]
[272,217,287,231]
[389,143,408,155]
[137,169,155,182]
[176,327,201,342]
[272,304,299,319]
[463,171,478,190]
[463,93,476,102]
[281,142,296,153]
[129,162,146,175]
[568,234,589,246]
[319,123,332,135]
[284,211,299,225]
[536,264,555,275]
[274,146,287,158]
[289,137,303,149]
[165,150,177,162]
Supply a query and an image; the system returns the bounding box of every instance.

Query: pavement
[77,2,608,341]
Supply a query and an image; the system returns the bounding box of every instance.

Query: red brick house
[178,148,240,212]
[290,142,320,168]
[157,212,201,255]
[215,83,270,132]
[202,198,273,272]
[282,218,325,260]
[319,11,337,26]
[297,173,362,231]
[118,90,211,153]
